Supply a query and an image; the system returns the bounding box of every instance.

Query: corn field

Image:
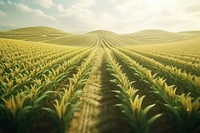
[0,30,200,133]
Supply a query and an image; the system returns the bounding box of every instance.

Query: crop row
[105,48,162,133]
[111,47,200,133]
[0,38,97,132]
[126,48,200,76]
[118,48,200,98]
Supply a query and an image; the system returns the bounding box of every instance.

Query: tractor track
[69,48,129,133]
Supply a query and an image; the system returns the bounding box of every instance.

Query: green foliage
[106,49,161,133]
[112,47,200,133]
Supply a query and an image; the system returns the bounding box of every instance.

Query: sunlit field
[0,27,200,133]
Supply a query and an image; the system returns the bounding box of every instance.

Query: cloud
[184,4,200,14]
[73,0,96,8]
[1,0,200,33]
[111,0,147,15]
[15,3,55,21]
[107,0,200,32]
[57,0,199,33]
[34,0,54,9]
[56,0,118,32]
[57,0,95,16]
[57,4,64,12]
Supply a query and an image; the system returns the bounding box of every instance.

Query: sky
[0,0,200,33]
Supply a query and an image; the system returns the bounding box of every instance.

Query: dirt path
[69,49,129,133]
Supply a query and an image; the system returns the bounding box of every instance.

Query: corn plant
[43,49,96,133]
[106,49,162,133]
[0,82,53,133]
[127,48,200,75]
[43,88,82,133]
[112,47,200,133]
[165,93,200,133]
[0,92,36,132]
[121,48,200,97]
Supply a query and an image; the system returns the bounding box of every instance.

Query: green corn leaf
[64,105,79,124]
[16,106,33,122]
[43,107,58,121]
[44,90,54,95]
[70,90,83,104]
[147,113,163,125]
[122,110,135,124]
[164,104,183,124]
[43,107,61,132]
[115,103,132,115]
[111,90,121,95]
[143,79,149,85]
[143,104,156,116]
[34,94,47,104]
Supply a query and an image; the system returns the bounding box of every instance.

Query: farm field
[0,26,200,133]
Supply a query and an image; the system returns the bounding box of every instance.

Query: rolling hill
[0,26,71,42]
[0,26,200,46]
[123,29,200,44]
